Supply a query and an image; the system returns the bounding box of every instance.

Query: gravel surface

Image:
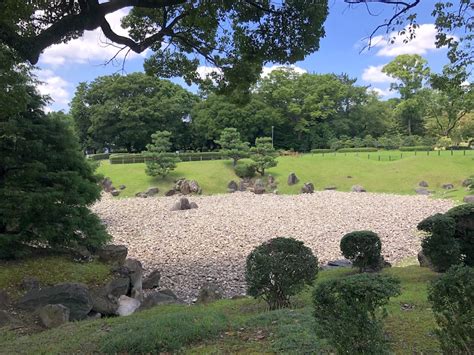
[92,191,454,302]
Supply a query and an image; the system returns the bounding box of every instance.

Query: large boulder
[90,289,119,316]
[165,189,176,197]
[442,183,454,190]
[21,277,40,291]
[227,180,238,193]
[97,244,128,265]
[301,182,314,194]
[267,175,275,185]
[0,290,9,310]
[105,277,130,298]
[110,189,121,197]
[351,185,366,192]
[463,195,474,203]
[135,192,148,198]
[123,259,144,300]
[196,283,222,304]
[417,250,433,269]
[18,283,92,321]
[116,295,140,316]
[253,179,266,195]
[462,178,473,187]
[38,304,70,328]
[101,177,114,192]
[171,197,198,211]
[287,172,299,186]
[142,270,161,290]
[139,290,179,311]
[145,187,160,196]
[175,179,201,195]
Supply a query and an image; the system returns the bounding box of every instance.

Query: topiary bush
[234,161,257,179]
[340,231,382,272]
[313,273,401,355]
[445,203,474,266]
[420,214,462,272]
[245,237,318,310]
[428,265,474,353]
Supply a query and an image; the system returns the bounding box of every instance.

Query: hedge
[311,149,335,154]
[399,146,433,151]
[109,152,227,164]
[87,153,110,160]
[337,147,378,153]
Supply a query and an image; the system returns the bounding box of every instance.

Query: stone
[101,177,114,192]
[87,311,102,320]
[159,289,178,300]
[72,246,92,261]
[418,181,429,187]
[253,179,266,194]
[90,289,119,315]
[177,179,202,195]
[0,310,15,328]
[38,304,70,328]
[123,259,143,300]
[145,187,159,196]
[142,270,161,290]
[97,244,128,265]
[227,180,238,193]
[415,188,431,195]
[139,291,178,311]
[165,189,176,197]
[171,197,197,211]
[267,175,275,185]
[324,186,337,190]
[327,259,352,268]
[190,202,198,209]
[116,295,140,316]
[21,277,40,291]
[196,283,222,304]
[0,290,9,310]
[442,183,454,190]
[351,185,366,193]
[301,182,314,194]
[119,185,126,190]
[105,277,130,298]
[110,189,120,197]
[463,195,474,203]
[462,178,473,187]
[287,172,299,185]
[347,175,353,179]
[238,181,247,192]
[188,180,202,194]
[418,250,433,268]
[18,283,92,321]
[135,192,148,198]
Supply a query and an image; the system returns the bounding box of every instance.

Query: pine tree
[143,131,180,177]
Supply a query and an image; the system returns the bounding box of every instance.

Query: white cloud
[369,24,454,57]
[368,87,392,98]
[34,68,71,105]
[361,64,392,83]
[39,9,148,67]
[261,64,307,77]
[196,66,223,81]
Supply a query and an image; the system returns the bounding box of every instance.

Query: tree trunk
[407,118,412,136]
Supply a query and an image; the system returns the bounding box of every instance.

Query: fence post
[389,155,391,161]
[200,155,203,161]
[415,151,417,156]
[427,150,429,156]
[378,155,380,161]
[400,153,402,159]
[451,150,453,156]
[368,154,370,160]
[464,150,466,156]
[438,150,440,156]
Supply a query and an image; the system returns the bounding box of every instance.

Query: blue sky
[36,1,454,112]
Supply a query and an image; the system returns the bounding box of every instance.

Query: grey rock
[139,290,179,311]
[463,195,474,203]
[165,189,176,197]
[190,202,198,209]
[101,177,114,192]
[119,185,126,190]
[176,179,201,195]
[418,181,429,187]
[227,180,238,192]
[159,289,178,300]
[287,172,299,185]
[145,187,159,196]
[253,179,266,195]
[197,283,222,304]
[267,175,275,184]
[116,295,140,316]
[123,259,143,300]
[38,304,70,328]
[462,178,473,187]
[18,283,92,321]
[72,246,92,261]
[21,277,40,291]
[171,197,197,211]
[415,188,431,195]
[143,270,161,290]
[0,290,9,310]
[97,244,128,265]
[238,180,247,192]
[327,259,352,268]
[351,185,366,192]
[442,183,454,190]
[90,289,119,315]
[110,189,120,197]
[324,186,337,190]
[301,182,315,194]
[87,311,102,320]
[105,277,130,298]
[418,250,433,268]
[135,192,148,198]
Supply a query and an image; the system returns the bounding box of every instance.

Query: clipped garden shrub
[445,203,474,266]
[87,153,110,160]
[340,230,382,272]
[245,237,318,310]
[337,147,378,153]
[399,146,433,151]
[428,265,474,354]
[313,273,401,355]
[310,149,335,154]
[234,161,257,179]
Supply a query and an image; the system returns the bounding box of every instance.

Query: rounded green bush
[340,230,382,272]
[428,265,474,353]
[245,237,318,310]
[234,161,256,179]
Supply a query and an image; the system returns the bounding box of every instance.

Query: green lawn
[98,150,474,201]
[0,266,442,354]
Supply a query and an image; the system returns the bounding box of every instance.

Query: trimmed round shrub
[445,203,474,266]
[234,161,256,179]
[245,237,318,310]
[340,231,382,272]
[313,273,401,354]
[428,265,474,353]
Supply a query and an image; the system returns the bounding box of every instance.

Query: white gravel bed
[92,191,454,302]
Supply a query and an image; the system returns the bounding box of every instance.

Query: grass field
[98,150,474,201]
[0,265,442,354]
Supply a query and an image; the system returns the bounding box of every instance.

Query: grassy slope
[0,266,441,354]
[98,150,473,200]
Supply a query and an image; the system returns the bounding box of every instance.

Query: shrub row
[109,152,226,164]
[337,147,378,153]
[310,149,335,154]
[87,153,110,160]
[399,146,433,151]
